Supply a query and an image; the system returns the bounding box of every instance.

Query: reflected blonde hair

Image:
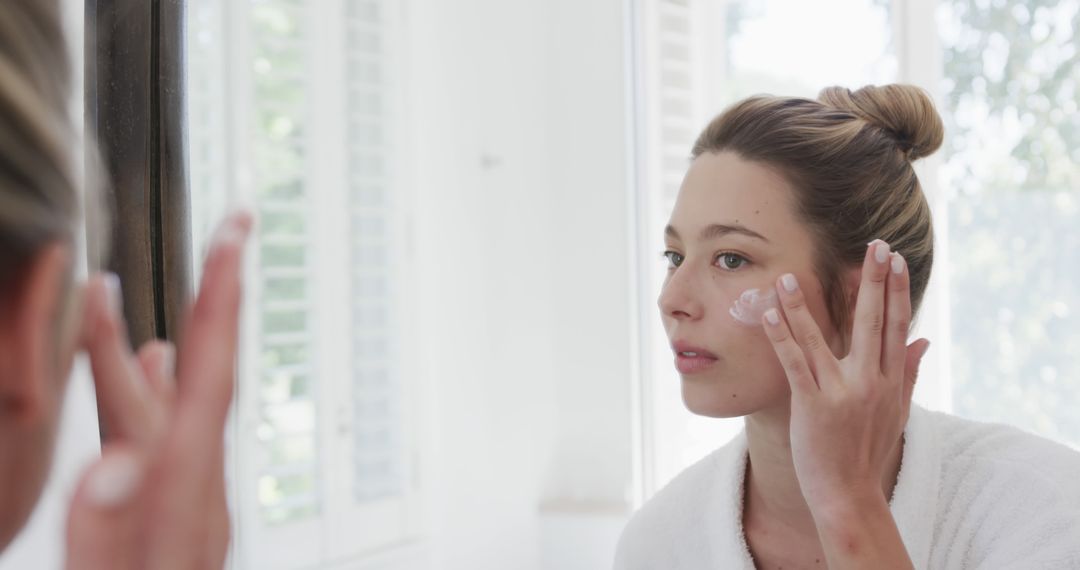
[692,84,944,335]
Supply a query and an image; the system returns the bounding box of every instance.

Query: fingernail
[891,253,905,274]
[227,208,256,237]
[211,219,244,249]
[875,240,890,263]
[781,273,798,293]
[229,202,255,223]
[212,209,256,249]
[919,341,931,359]
[87,452,142,509]
[104,273,122,316]
[765,308,781,326]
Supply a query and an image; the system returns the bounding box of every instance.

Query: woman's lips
[670,340,718,374]
[674,352,718,374]
[671,340,717,358]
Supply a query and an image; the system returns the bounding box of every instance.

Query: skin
[659,151,929,569]
[0,245,78,549]
[0,211,251,569]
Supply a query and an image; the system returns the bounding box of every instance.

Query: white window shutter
[187,0,420,567]
[632,0,708,501]
[345,0,404,506]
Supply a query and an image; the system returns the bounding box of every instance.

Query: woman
[0,1,246,567]
[614,85,1080,568]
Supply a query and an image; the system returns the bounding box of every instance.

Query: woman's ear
[0,242,72,425]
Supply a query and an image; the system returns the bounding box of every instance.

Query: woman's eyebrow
[664,223,771,244]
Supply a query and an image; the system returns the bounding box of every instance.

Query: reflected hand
[65,211,252,570]
[761,239,930,514]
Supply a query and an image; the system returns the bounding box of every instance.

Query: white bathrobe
[614,404,1080,569]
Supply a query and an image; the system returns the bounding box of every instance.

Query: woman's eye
[662,251,747,271]
[716,252,748,270]
[662,250,684,268]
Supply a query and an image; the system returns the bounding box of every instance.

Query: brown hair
[691,84,943,336]
[0,0,78,296]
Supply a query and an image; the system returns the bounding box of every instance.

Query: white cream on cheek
[728,286,780,327]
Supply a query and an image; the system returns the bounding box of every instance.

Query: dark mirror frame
[85,0,192,438]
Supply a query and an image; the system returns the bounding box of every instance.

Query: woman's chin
[680,379,754,418]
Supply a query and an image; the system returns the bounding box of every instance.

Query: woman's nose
[657,269,703,321]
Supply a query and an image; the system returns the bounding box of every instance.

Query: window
[937,0,1080,448]
[187,1,421,567]
[633,0,1078,498]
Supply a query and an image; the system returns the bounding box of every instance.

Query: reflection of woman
[0,1,247,566]
[615,85,1080,568]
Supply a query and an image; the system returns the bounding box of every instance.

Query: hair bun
[818,84,944,161]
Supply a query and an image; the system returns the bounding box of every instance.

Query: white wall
[405,0,635,568]
[538,0,637,567]
[542,0,636,510]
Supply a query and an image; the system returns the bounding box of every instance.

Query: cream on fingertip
[210,220,245,249]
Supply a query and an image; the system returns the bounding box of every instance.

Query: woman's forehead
[669,151,805,245]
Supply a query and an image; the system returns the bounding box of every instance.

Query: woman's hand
[761,239,929,568]
[64,210,252,570]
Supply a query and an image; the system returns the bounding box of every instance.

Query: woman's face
[658,151,843,417]
[0,246,79,550]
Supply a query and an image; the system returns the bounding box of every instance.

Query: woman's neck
[742,403,818,537]
[741,402,905,538]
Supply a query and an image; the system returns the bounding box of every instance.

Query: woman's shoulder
[924,408,1080,499]
[916,408,1080,566]
[613,433,750,569]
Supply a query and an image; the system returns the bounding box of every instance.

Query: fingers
[201,453,232,569]
[139,438,216,570]
[68,211,250,570]
[202,421,232,569]
[146,212,249,569]
[65,447,144,570]
[148,213,248,570]
[139,414,230,570]
[883,252,912,381]
[762,307,819,395]
[174,210,252,441]
[136,340,176,403]
[773,272,840,384]
[850,240,893,372]
[81,276,156,445]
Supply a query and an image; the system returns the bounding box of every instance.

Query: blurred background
[2,0,1077,568]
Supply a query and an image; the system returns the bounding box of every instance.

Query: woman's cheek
[717,285,788,375]
[711,285,775,350]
